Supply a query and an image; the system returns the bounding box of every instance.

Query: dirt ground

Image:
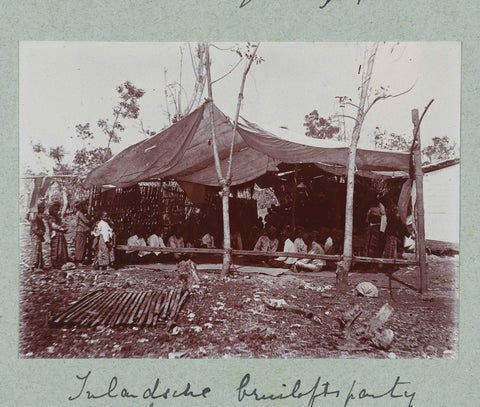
[19,222,458,359]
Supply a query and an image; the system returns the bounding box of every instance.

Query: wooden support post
[291,164,298,235]
[412,109,428,293]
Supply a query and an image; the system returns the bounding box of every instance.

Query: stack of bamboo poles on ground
[51,288,189,329]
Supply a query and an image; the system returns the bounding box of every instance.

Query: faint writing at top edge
[239,0,362,9]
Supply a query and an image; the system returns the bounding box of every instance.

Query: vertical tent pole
[411,109,428,293]
[291,164,298,235]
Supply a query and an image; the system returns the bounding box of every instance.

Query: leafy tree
[304,110,340,139]
[205,41,263,277]
[75,123,94,141]
[73,147,112,173]
[422,136,456,165]
[32,143,46,153]
[97,80,146,148]
[374,129,411,152]
[49,146,65,167]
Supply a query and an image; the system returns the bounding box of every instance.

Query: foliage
[75,123,94,140]
[73,147,112,173]
[304,110,340,139]
[422,136,456,165]
[374,129,411,152]
[232,42,264,65]
[30,80,147,211]
[49,146,66,166]
[32,143,46,153]
[97,80,146,147]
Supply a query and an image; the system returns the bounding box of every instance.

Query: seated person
[293,227,308,253]
[254,226,279,253]
[269,227,295,268]
[282,226,308,265]
[230,230,243,250]
[147,229,166,256]
[245,225,260,250]
[292,231,326,273]
[167,225,185,260]
[319,226,334,254]
[200,231,215,248]
[126,227,148,257]
[324,235,334,254]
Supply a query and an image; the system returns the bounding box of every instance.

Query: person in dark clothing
[30,202,46,270]
[382,203,407,259]
[365,200,387,257]
[48,202,69,269]
[74,202,90,265]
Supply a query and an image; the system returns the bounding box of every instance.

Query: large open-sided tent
[85,102,422,289]
[85,102,411,189]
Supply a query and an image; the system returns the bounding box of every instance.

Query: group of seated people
[126,225,188,261]
[125,223,334,272]
[252,225,334,272]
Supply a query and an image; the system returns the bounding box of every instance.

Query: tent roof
[85,102,411,188]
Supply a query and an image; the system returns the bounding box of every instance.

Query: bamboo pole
[411,108,428,293]
[291,164,298,235]
[116,245,416,264]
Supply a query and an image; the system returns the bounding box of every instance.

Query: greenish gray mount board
[1,1,478,406]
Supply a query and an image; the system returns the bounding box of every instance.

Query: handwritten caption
[239,0,362,9]
[68,371,416,406]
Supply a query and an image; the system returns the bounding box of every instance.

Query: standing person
[74,202,90,265]
[365,199,387,258]
[48,201,69,269]
[382,203,407,260]
[91,212,115,270]
[29,202,46,271]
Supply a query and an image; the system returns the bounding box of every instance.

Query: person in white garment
[292,231,326,273]
[147,230,166,255]
[167,225,185,260]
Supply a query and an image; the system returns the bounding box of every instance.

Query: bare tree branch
[226,42,260,181]
[363,80,417,118]
[209,44,236,51]
[332,114,360,125]
[410,99,435,153]
[212,58,243,84]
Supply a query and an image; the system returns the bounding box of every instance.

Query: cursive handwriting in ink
[344,376,416,407]
[68,371,138,400]
[239,0,254,7]
[68,371,210,402]
[143,378,211,400]
[319,0,361,9]
[240,0,362,9]
[237,373,340,407]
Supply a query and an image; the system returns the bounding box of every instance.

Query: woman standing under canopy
[365,199,387,258]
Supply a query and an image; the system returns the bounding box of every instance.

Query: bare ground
[19,223,458,359]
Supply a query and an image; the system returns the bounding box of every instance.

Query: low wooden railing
[115,245,418,266]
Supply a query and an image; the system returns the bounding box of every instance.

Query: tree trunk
[336,44,378,291]
[205,44,232,278]
[411,108,427,293]
[204,42,260,278]
[221,185,232,276]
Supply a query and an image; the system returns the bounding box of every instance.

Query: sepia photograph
[19,41,460,359]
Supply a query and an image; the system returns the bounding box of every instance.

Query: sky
[19,41,461,174]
